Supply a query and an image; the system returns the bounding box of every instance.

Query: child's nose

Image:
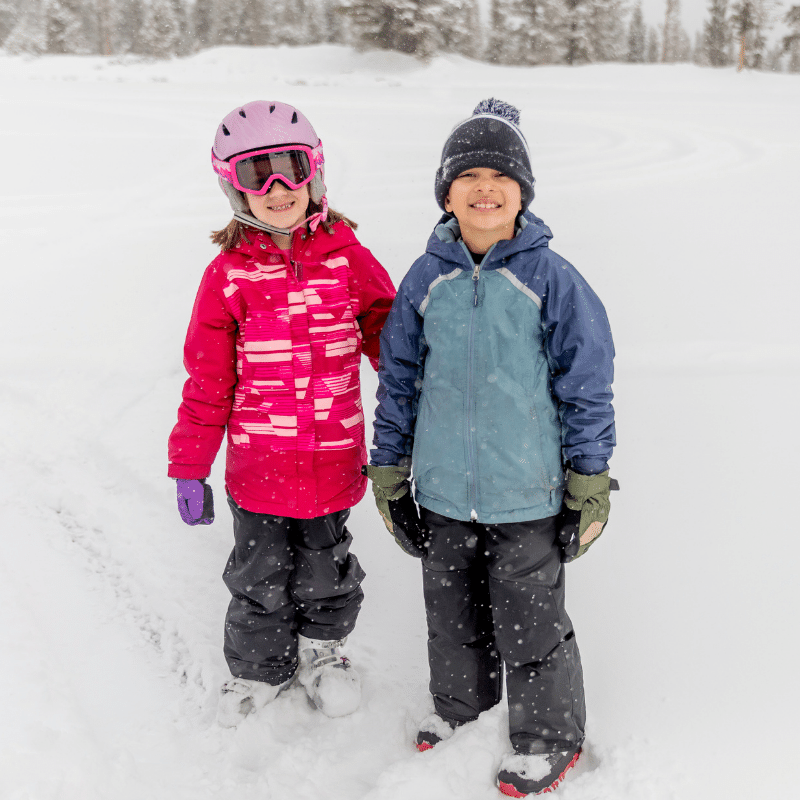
[267,179,291,194]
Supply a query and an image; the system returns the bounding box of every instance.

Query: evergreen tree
[674,23,691,60]
[564,0,590,65]
[342,0,472,60]
[731,0,769,69]
[437,0,480,58]
[785,5,800,72]
[693,30,706,64]
[104,0,145,55]
[47,0,94,54]
[209,0,251,46]
[661,0,682,61]
[0,0,22,45]
[192,0,215,48]
[627,1,646,62]
[585,0,626,62]
[138,0,190,57]
[763,41,783,70]
[703,0,730,66]
[731,0,781,69]
[3,0,47,53]
[341,0,412,53]
[488,0,567,65]
[645,24,659,61]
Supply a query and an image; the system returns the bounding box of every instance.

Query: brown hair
[210,201,357,251]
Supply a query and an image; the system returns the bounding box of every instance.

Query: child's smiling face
[444,167,522,253]
[246,180,310,233]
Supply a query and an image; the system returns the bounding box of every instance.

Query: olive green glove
[362,463,429,558]
[558,469,617,562]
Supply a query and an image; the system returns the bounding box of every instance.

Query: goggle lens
[235,149,312,193]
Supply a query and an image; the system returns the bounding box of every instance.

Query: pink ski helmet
[211,101,327,232]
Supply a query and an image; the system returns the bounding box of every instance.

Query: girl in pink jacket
[168,101,395,726]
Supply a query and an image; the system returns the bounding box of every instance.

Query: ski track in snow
[1,46,798,800]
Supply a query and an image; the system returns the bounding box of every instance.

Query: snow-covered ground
[1,45,798,800]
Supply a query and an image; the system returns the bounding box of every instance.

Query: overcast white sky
[639,0,789,44]
[640,0,706,37]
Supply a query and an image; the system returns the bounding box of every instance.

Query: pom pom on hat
[472,98,521,126]
[434,98,535,212]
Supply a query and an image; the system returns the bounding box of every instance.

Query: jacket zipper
[461,242,498,522]
[289,230,304,282]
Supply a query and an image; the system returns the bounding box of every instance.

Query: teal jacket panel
[371,212,615,524]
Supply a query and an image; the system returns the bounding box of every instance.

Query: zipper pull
[472,263,480,306]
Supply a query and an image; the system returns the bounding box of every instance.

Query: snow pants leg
[420,509,585,753]
[222,496,365,685]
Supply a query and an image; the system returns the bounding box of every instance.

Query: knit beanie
[434,98,535,212]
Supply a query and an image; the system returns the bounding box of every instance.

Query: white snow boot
[216,675,294,728]
[296,634,361,718]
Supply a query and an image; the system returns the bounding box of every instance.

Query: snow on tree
[627,1,646,62]
[732,0,757,68]
[436,0,480,58]
[106,0,145,55]
[341,0,474,60]
[0,0,22,45]
[703,0,731,67]
[660,0,688,62]
[488,0,568,65]
[584,0,626,62]
[137,0,191,57]
[645,24,659,62]
[692,30,706,64]
[3,0,47,54]
[192,0,215,48]
[46,0,95,54]
[4,0,95,54]
[731,1,779,70]
[785,5,800,72]
[563,0,591,65]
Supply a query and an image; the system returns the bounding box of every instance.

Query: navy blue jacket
[371,212,615,524]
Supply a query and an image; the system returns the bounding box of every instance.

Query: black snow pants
[420,508,586,754]
[222,495,365,685]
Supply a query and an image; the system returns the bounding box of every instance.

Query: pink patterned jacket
[168,221,396,518]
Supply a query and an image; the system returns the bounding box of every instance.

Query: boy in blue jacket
[365,99,616,797]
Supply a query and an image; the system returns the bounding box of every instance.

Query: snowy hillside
[0,45,798,800]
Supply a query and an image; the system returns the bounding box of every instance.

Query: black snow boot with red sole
[496,747,581,796]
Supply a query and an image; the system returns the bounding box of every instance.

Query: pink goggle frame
[212,142,324,196]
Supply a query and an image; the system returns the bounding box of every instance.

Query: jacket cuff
[569,457,609,476]
[168,463,211,480]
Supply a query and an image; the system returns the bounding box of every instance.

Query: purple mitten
[176,479,215,526]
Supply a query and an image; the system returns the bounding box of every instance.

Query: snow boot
[296,634,361,717]
[415,713,457,751]
[217,675,294,728]
[496,747,581,797]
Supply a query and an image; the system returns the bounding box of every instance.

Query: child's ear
[444,194,452,212]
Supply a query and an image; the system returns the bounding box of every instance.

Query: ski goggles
[212,142,324,196]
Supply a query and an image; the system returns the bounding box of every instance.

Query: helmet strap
[233,211,296,238]
[232,196,328,240]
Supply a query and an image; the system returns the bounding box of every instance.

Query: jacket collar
[232,220,358,260]
[428,210,553,267]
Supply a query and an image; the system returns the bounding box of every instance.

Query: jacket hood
[426,210,553,266]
